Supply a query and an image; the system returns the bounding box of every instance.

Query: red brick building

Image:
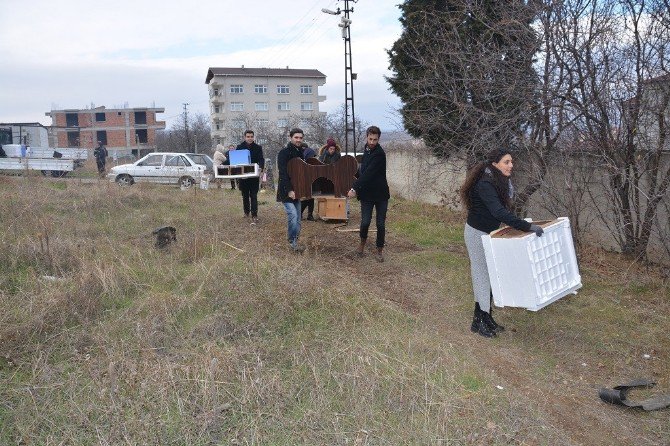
[46,106,165,155]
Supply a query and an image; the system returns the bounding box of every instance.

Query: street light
[322,0,358,155]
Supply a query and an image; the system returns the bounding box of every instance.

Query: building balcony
[317,95,326,102]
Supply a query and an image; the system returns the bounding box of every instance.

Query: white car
[108,152,206,187]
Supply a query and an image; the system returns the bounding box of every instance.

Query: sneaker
[250,217,258,225]
[306,215,315,221]
[244,213,250,219]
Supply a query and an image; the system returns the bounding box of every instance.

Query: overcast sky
[0,0,404,132]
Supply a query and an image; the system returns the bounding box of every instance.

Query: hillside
[0,176,668,445]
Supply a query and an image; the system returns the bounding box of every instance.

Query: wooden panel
[317,196,347,220]
[287,156,358,199]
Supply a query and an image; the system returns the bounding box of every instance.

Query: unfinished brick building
[46,106,165,156]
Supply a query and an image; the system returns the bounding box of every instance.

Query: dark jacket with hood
[235,141,265,170]
[466,170,531,234]
[352,144,390,202]
[318,143,342,164]
[276,142,303,202]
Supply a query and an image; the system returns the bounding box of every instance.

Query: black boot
[470,303,496,338]
[485,292,505,332]
[481,309,505,333]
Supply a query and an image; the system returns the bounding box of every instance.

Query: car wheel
[41,170,50,176]
[51,170,68,178]
[179,176,194,188]
[116,174,134,186]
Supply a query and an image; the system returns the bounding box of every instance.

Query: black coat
[236,141,265,169]
[276,142,303,202]
[352,144,390,202]
[466,176,531,234]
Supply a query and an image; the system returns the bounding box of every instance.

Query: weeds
[0,178,667,444]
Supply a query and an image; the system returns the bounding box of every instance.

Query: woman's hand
[529,224,544,237]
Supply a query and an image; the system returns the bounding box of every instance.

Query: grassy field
[0,174,668,445]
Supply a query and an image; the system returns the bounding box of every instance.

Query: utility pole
[322,0,358,155]
[182,103,190,151]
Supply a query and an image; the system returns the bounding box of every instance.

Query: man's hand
[347,188,356,198]
[288,191,295,200]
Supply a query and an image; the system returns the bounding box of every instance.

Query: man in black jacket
[93,141,108,177]
[348,126,390,262]
[276,128,305,252]
[236,130,265,224]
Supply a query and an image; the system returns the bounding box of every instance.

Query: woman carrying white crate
[460,148,545,338]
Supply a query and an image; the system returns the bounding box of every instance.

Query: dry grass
[0,176,668,445]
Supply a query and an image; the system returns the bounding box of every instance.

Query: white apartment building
[205,66,326,146]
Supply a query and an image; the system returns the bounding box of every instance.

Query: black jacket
[93,145,108,161]
[320,151,341,164]
[276,142,303,202]
[236,141,265,169]
[466,176,531,234]
[352,144,390,202]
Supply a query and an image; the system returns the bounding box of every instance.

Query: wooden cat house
[287,156,358,220]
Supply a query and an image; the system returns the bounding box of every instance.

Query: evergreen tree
[387,0,540,159]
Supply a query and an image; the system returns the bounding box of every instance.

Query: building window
[214,105,220,113]
[213,88,219,96]
[215,123,221,130]
[257,138,268,145]
[300,102,313,111]
[277,85,290,94]
[278,102,290,111]
[95,112,106,122]
[65,113,79,127]
[254,84,267,94]
[135,129,148,144]
[230,102,244,111]
[255,119,269,127]
[230,84,244,94]
[134,111,147,125]
[215,137,221,144]
[96,130,107,145]
[277,118,288,128]
[67,131,80,147]
[231,119,245,129]
[255,102,268,111]
[300,119,311,128]
[300,85,313,94]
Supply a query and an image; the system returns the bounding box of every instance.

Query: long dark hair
[460,148,513,210]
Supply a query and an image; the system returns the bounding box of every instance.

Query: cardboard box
[482,217,582,311]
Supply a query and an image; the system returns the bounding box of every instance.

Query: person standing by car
[347,126,390,263]
[236,130,265,224]
[93,141,108,177]
[277,128,305,252]
[460,148,544,338]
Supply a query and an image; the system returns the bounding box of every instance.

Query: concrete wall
[385,144,669,264]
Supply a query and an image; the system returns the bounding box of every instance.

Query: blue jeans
[283,200,302,246]
[360,200,388,248]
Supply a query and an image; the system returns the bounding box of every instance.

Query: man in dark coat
[276,128,306,252]
[347,126,390,262]
[236,130,265,224]
[93,141,108,177]
[300,142,317,221]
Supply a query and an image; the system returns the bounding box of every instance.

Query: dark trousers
[300,199,314,218]
[96,159,106,174]
[360,200,388,248]
[239,177,260,217]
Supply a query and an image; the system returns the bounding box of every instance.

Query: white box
[482,217,582,311]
